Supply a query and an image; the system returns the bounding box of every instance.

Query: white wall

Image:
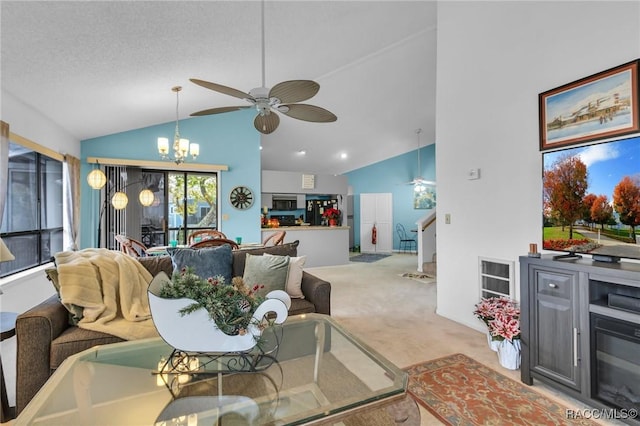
[435,1,640,331]
[0,90,80,312]
[1,90,80,157]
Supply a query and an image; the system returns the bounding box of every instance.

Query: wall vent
[478,257,514,299]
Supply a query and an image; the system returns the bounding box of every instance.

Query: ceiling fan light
[111,191,129,210]
[138,189,155,207]
[87,168,107,190]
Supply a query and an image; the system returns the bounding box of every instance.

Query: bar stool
[1,311,17,423]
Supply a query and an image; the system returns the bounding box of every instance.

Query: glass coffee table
[16,314,416,425]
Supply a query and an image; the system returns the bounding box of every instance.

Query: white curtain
[0,121,9,230]
[63,155,81,250]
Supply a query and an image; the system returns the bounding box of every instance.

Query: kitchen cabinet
[261,193,272,208]
[262,170,348,195]
[296,194,306,209]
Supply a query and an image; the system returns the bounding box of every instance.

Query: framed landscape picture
[539,60,639,151]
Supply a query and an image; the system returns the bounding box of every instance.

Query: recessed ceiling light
[298,150,306,155]
[340,152,348,159]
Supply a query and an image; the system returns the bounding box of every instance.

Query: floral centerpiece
[473,296,520,342]
[322,208,341,226]
[158,267,267,336]
[474,296,521,370]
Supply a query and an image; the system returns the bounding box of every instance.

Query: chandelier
[158,86,199,164]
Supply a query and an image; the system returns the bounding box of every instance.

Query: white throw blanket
[55,248,159,340]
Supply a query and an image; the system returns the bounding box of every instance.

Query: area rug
[349,253,391,263]
[400,272,436,284]
[405,353,596,425]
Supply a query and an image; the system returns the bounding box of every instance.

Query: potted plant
[148,267,290,353]
[322,208,341,227]
[474,296,521,369]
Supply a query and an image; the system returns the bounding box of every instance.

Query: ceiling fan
[189,1,337,135]
[408,128,436,191]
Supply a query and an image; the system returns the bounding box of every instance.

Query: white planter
[497,339,521,370]
[487,333,500,352]
[148,272,290,353]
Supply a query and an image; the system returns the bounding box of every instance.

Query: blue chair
[396,224,417,254]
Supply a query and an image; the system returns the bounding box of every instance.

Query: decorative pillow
[137,255,173,278]
[264,253,306,299]
[45,267,84,325]
[242,253,290,297]
[168,244,233,283]
[232,240,299,277]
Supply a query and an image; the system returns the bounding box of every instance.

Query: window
[478,257,514,299]
[1,142,63,277]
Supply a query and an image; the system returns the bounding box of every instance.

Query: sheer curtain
[63,155,81,250]
[0,121,9,229]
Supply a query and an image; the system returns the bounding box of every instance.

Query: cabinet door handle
[573,328,579,367]
[548,283,558,288]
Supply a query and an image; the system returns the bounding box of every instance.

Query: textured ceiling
[1,1,437,175]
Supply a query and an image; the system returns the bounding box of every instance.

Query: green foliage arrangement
[158,267,266,336]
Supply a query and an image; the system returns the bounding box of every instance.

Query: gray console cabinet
[520,255,640,423]
[528,266,581,390]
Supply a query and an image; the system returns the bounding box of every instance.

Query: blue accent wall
[79,110,261,248]
[346,144,435,250]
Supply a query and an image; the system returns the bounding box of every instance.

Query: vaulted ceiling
[1,1,437,175]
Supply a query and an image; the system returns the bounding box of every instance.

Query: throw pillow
[232,240,299,277]
[168,244,233,283]
[45,267,84,325]
[242,253,290,297]
[264,253,306,299]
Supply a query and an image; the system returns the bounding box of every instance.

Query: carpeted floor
[349,253,391,263]
[406,353,596,426]
[306,254,617,426]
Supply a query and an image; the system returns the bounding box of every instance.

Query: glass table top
[16,314,407,425]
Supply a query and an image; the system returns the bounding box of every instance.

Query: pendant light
[414,129,426,192]
[87,165,107,190]
[158,86,199,164]
[138,189,155,207]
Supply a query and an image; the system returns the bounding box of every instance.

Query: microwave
[272,199,296,210]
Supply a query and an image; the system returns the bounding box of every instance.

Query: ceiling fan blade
[190,106,251,117]
[190,78,254,101]
[269,80,320,103]
[279,104,337,123]
[254,112,280,134]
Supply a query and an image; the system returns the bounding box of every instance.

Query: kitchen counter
[261,226,349,231]
[261,226,350,267]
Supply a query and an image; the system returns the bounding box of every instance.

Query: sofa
[14,240,331,416]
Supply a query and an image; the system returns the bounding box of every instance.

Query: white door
[360,193,393,253]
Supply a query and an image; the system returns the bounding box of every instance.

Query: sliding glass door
[167,172,218,245]
[102,167,218,249]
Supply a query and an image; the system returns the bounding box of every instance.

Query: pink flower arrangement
[473,297,520,342]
